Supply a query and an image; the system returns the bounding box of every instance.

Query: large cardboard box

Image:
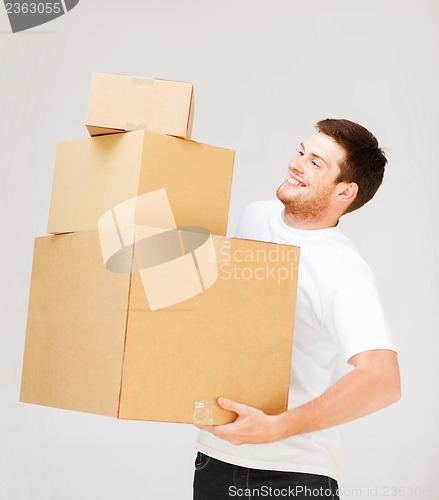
[86,72,194,139]
[47,130,234,236]
[20,227,299,425]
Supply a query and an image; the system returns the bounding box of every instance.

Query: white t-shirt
[196,199,397,480]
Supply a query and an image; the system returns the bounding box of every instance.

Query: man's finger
[217,397,248,414]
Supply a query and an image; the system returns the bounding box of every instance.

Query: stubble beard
[275,182,334,225]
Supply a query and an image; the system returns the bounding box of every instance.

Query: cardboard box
[47,130,234,236]
[86,72,194,139]
[20,229,299,425]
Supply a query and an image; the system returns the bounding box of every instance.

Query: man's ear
[337,182,358,205]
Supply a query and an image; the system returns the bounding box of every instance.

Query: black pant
[193,452,340,499]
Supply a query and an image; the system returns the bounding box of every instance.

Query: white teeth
[288,176,305,187]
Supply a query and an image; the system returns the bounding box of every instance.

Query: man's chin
[276,183,288,198]
[275,187,287,206]
[276,185,300,205]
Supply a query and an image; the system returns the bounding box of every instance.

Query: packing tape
[193,400,214,426]
[98,189,218,311]
[131,77,154,86]
[125,122,148,131]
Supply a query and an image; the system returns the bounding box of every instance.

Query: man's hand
[199,397,283,445]
[198,350,400,445]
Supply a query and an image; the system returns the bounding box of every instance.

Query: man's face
[276,132,347,224]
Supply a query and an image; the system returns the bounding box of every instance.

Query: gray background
[1,1,437,498]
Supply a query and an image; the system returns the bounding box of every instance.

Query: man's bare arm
[200,349,400,445]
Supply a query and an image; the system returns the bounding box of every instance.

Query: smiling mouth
[286,175,306,188]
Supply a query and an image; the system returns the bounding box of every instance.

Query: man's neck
[281,209,339,231]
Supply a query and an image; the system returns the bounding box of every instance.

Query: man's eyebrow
[300,142,329,166]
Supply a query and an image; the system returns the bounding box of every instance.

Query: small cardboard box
[47,130,234,236]
[86,72,194,139]
[20,227,299,425]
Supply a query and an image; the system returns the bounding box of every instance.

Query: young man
[193,119,400,499]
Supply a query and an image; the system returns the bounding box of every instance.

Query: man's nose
[289,156,305,174]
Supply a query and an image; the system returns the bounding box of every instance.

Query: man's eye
[311,160,320,168]
[298,151,304,156]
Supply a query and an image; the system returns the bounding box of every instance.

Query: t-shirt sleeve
[322,278,398,362]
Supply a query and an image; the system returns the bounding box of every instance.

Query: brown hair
[316,118,387,214]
